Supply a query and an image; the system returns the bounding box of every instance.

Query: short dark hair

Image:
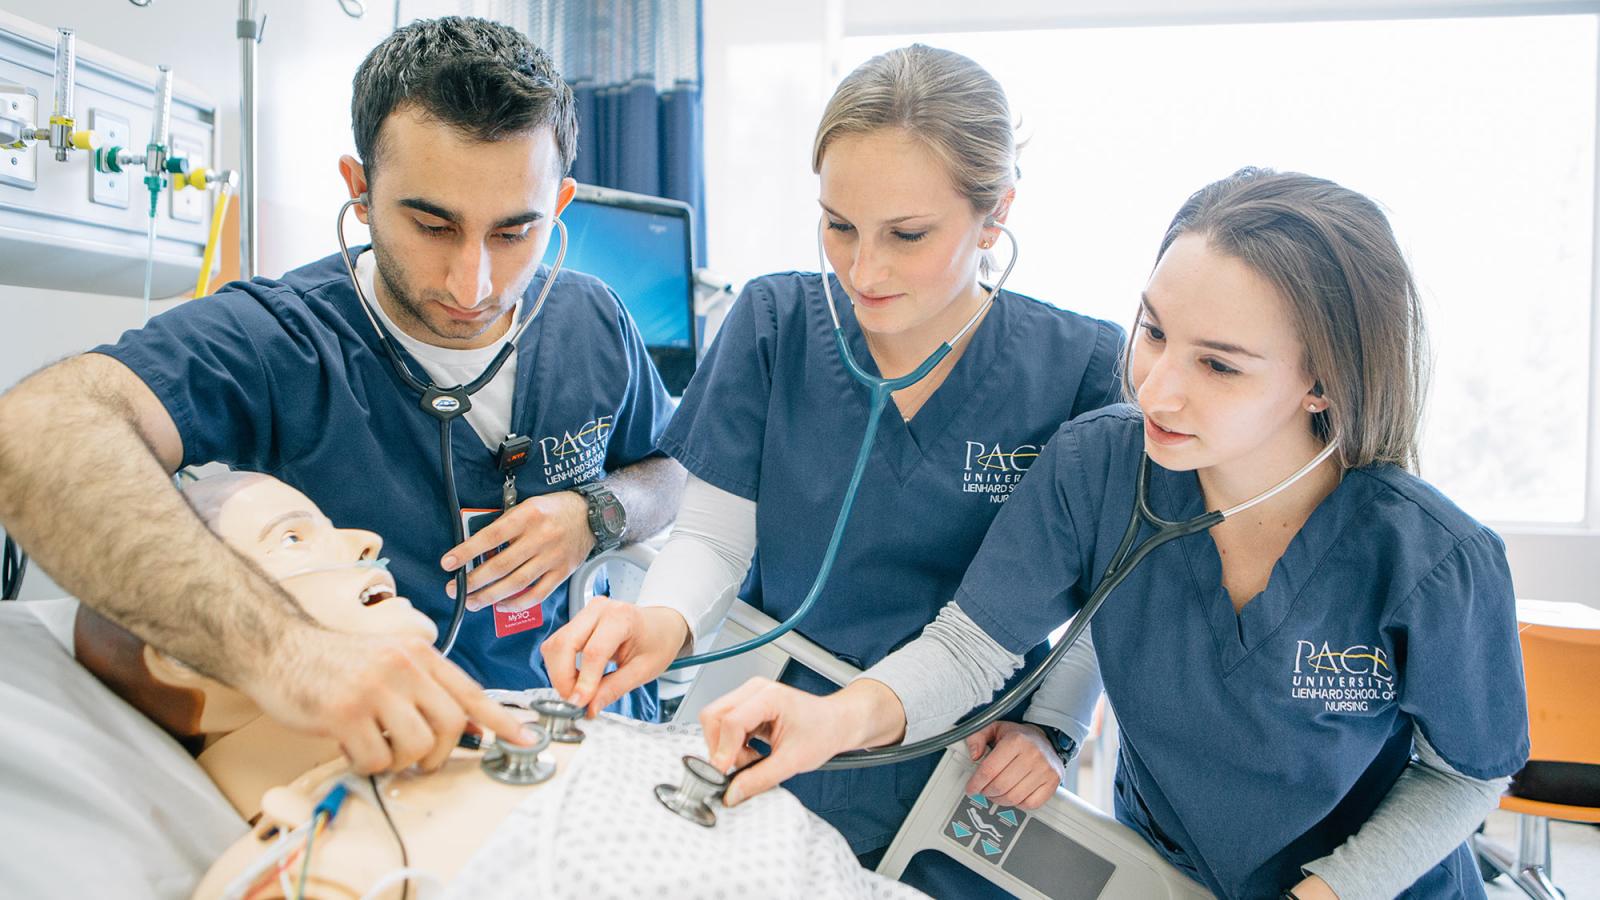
[351,16,577,182]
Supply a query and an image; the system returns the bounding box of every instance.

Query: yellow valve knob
[173,167,210,190]
[70,129,97,151]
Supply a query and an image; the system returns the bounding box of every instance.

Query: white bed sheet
[448,689,927,900]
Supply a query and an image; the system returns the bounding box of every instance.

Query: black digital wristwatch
[574,481,626,559]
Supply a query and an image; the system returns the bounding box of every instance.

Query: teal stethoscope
[336,192,569,658]
[666,215,1020,670]
[819,435,1342,770]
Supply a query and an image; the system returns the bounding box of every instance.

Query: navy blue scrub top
[956,405,1530,899]
[659,271,1125,853]
[93,249,673,715]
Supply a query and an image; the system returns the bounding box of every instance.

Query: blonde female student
[543,45,1124,897]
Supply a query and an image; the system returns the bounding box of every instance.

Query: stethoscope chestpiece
[480,724,556,786]
[654,754,730,828]
[532,698,585,744]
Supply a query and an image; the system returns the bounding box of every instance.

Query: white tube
[358,867,446,900]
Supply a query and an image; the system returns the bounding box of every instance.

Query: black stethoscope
[819,436,1342,770]
[335,192,569,657]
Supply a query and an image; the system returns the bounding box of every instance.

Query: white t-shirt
[356,251,519,450]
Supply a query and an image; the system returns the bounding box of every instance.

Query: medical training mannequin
[64,473,563,897]
[73,472,909,900]
[66,475,580,896]
[74,470,448,820]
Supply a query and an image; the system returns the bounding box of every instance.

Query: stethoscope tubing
[665,219,1020,670]
[819,438,1341,770]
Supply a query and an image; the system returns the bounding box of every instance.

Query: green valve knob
[164,155,188,175]
[95,146,124,173]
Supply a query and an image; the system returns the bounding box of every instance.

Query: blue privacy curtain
[471,0,706,265]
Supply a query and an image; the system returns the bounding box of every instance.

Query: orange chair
[1472,600,1600,900]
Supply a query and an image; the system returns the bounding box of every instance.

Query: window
[826,16,1597,524]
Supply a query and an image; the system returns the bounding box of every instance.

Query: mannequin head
[206,473,436,644]
[75,472,437,741]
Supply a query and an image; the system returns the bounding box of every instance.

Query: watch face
[597,501,626,535]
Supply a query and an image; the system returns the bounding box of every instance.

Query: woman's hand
[700,677,907,806]
[963,721,1065,810]
[539,597,691,716]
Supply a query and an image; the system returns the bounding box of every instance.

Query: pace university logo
[1289,639,1397,714]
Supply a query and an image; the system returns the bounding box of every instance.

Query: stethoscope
[335,193,569,657]
[818,436,1342,770]
[666,215,1019,671]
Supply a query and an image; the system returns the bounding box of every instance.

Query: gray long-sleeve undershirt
[858,601,1508,899]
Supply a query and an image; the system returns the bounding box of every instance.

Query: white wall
[841,0,1600,33]
[700,0,841,280]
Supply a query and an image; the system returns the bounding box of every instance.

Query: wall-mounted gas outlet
[88,107,129,208]
[169,136,203,223]
[0,84,37,191]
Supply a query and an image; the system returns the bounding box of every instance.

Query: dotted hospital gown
[445,690,927,899]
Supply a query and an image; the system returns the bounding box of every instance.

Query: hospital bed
[0,546,1201,899]
[569,550,1210,900]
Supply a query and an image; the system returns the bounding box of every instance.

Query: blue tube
[666,329,951,670]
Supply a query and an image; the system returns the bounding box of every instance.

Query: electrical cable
[369,774,410,900]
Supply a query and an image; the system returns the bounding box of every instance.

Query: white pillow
[0,600,246,899]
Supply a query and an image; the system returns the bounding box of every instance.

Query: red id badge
[460,509,543,637]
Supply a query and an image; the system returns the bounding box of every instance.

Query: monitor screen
[545,189,696,394]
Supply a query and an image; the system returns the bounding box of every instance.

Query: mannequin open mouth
[358,575,398,607]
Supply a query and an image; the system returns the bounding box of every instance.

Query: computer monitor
[545,185,697,395]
